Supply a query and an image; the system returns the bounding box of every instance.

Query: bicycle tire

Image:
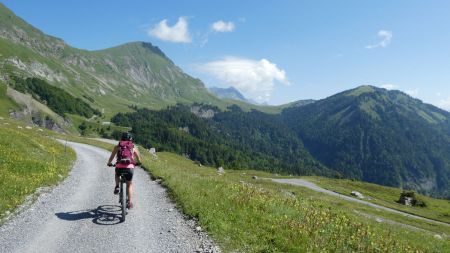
[120,180,126,222]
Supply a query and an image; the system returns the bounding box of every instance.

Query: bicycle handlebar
[107,163,141,167]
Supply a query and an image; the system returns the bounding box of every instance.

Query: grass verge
[0,119,76,220]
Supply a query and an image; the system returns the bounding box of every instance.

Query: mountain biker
[107,132,142,209]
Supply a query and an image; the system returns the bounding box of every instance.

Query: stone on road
[0,142,218,253]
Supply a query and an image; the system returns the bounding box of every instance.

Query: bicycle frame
[108,163,131,222]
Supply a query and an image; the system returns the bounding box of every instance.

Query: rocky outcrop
[190,106,215,119]
[217,167,225,175]
[351,191,364,199]
[6,86,68,132]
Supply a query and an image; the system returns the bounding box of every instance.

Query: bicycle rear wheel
[120,181,126,222]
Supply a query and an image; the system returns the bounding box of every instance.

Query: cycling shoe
[127,201,133,209]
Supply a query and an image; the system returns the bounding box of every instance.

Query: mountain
[0,3,265,118]
[286,99,316,107]
[282,85,450,198]
[208,86,248,102]
[275,99,316,110]
[208,86,314,108]
[111,104,335,176]
[109,85,450,197]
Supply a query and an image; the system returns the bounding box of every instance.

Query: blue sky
[3,0,450,110]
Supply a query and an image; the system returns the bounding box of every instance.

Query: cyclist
[107,132,142,209]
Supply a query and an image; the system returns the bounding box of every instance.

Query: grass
[0,119,75,220]
[65,113,130,137]
[135,151,449,252]
[347,85,376,97]
[0,82,19,117]
[304,176,450,224]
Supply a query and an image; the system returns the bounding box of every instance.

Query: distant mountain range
[111,85,450,198]
[208,86,249,102]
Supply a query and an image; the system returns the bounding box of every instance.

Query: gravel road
[0,141,219,253]
[271,178,449,227]
[89,138,118,145]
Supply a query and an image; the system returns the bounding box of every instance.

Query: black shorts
[115,168,134,181]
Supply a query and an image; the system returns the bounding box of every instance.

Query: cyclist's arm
[107,145,119,165]
[134,148,142,163]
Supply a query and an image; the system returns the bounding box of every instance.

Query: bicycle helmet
[121,132,133,141]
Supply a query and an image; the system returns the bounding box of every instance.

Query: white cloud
[211,20,235,32]
[196,57,289,102]
[148,17,191,43]
[438,97,450,111]
[366,30,393,49]
[405,88,420,97]
[380,84,399,90]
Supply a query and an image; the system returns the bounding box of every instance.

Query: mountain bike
[108,164,128,222]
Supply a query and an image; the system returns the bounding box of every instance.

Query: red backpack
[117,140,135,165]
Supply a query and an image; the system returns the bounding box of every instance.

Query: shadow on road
[55,205,123,225]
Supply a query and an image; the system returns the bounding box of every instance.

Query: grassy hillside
[0,119,75,221]
[305,176,450,223]
[10,77,101,118]
[139,152,449,252]
[66,113,130,137]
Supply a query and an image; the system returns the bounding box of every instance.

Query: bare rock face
[3,57,68,83]
[6,87,68,133]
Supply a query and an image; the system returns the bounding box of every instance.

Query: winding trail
[0,141,218,253]
[271,178,450,227]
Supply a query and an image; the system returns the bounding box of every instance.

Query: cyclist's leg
[125,168,134,207]
[115,174,119,187]
[114,169,120,194]
[126,181,133,204]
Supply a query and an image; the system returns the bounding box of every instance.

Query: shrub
[398,191,427,207]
